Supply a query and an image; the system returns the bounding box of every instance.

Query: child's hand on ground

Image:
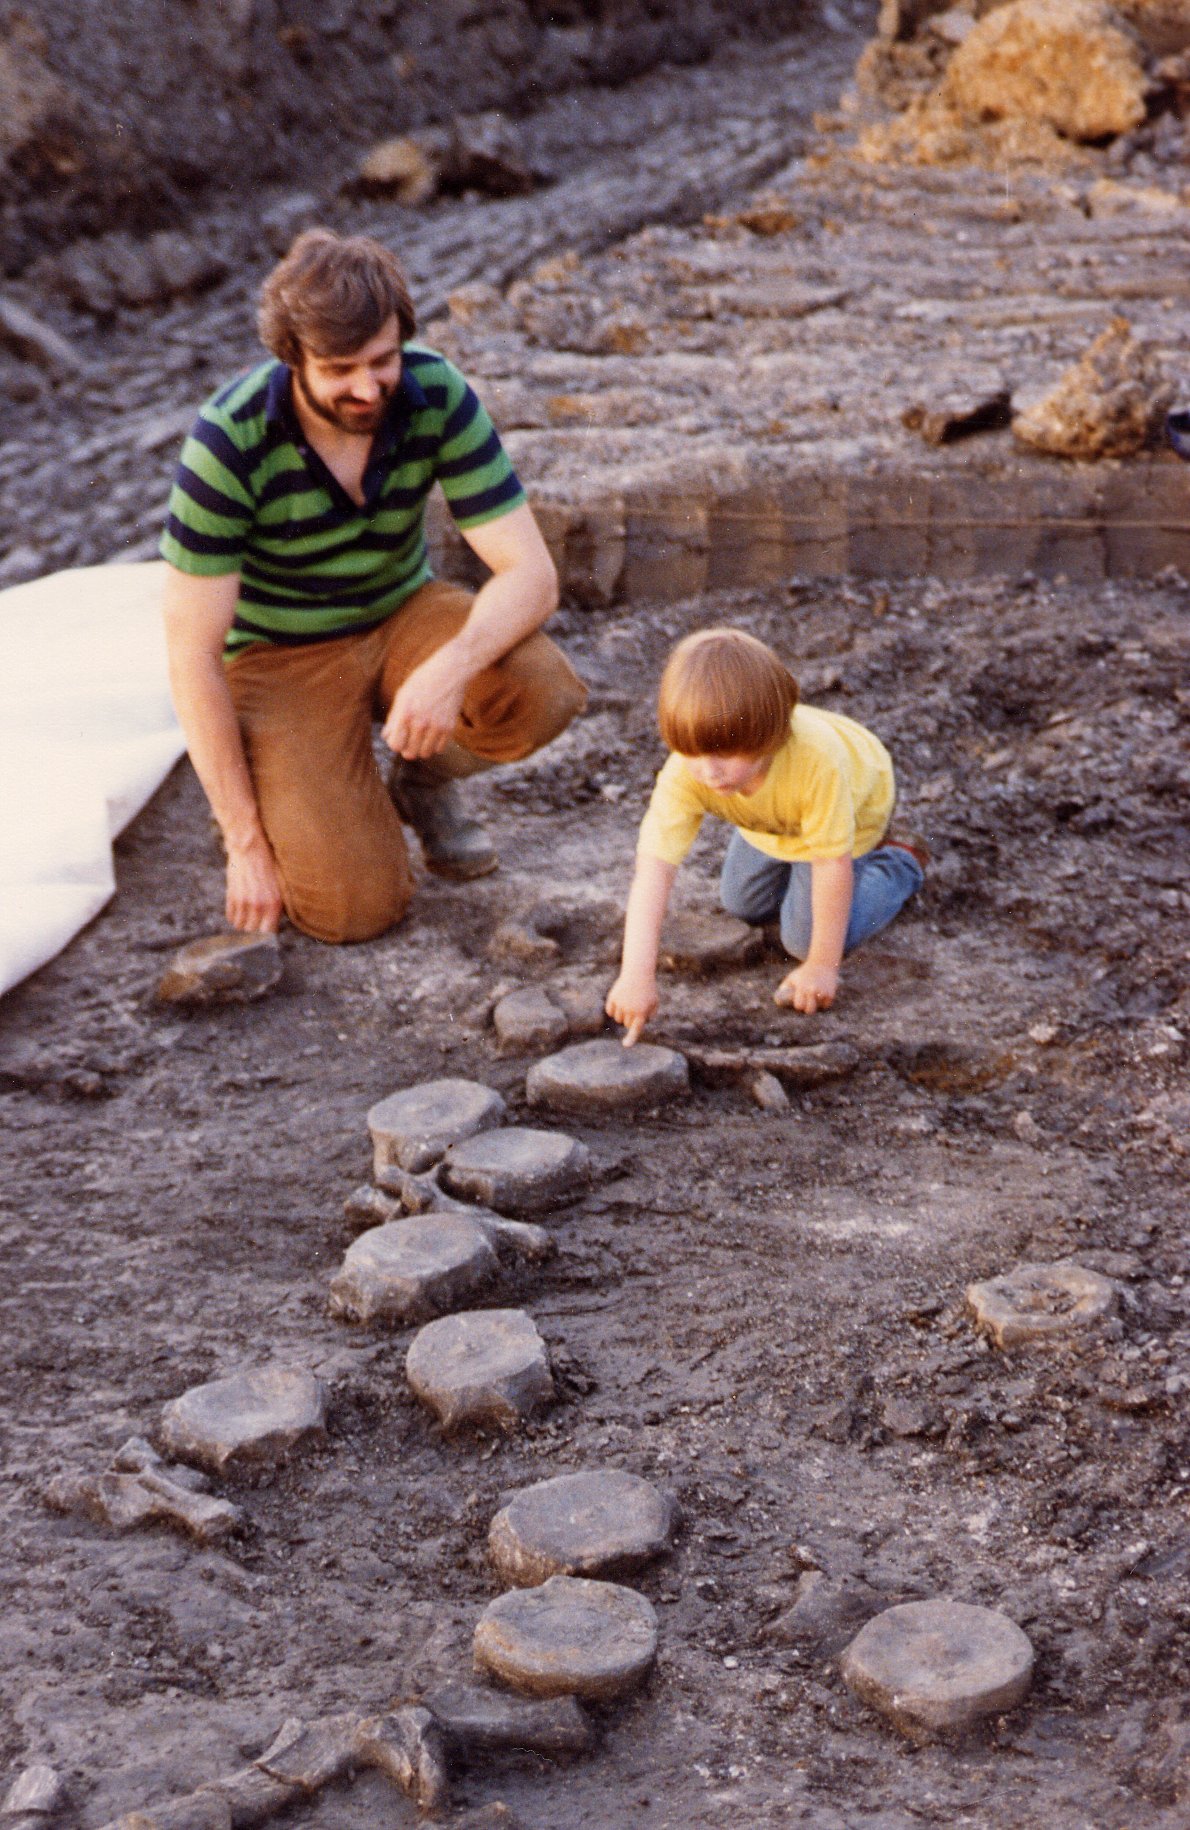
[775,961,839,1015]
[605,972,659,1047]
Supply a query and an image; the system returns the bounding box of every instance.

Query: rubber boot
[389,744,498,880]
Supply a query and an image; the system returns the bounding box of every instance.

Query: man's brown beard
[294,362,395,435]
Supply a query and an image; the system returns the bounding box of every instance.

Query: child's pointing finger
[623,1015,647,1047]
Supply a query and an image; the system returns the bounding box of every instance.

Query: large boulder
[943,0,1148,141]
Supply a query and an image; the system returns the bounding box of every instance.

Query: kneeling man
[161,228,586,943]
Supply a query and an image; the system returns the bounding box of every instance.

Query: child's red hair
[657,628,798,756]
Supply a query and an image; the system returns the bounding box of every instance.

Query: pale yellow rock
[1012,316,1173,459]
[943,0,1148,142]
[355,136,436,204]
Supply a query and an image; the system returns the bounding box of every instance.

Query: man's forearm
[168,648,265,852]
[440,559,558,679]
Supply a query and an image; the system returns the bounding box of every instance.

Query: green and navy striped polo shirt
[160,343,526,658]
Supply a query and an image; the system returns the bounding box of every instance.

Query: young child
[605,627,926,1044]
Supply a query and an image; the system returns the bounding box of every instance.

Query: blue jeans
[719,832,923,959]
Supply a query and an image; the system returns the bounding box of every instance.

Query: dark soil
[2,569,1188,1826]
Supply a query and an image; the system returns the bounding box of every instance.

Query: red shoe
[882,825,930,872]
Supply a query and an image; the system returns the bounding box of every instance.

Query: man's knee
[466,633,587,761]
[284,869,412,945]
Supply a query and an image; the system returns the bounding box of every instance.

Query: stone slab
[526,1038,689,1116]
[155,933,282,1007]
[841,1598,1034,1739]
[474,1575,659,1701]
[489,1469,679,1586]
[329,1216,498,1325]
[966,1259,1116,1347]
[439,1126,591,1215]
[160,1365,326,1476]
[367,1078,506,1175]
[493,986,569,1052]
[406,1309,554,1432]
[658,910,765,974]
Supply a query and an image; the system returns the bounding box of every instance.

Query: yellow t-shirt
[637,705,895,866]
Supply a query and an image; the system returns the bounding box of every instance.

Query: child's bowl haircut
[658,628,799,757]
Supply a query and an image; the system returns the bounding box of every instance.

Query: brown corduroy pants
[226,580,587,944]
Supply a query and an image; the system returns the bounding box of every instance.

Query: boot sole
[423,853,500,881]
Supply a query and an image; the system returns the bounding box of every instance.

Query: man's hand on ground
[226,834,283,933]
[383,647,469,759]
[774,961,839,1014]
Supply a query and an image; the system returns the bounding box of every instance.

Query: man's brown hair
[257,228,417,367]
[657,627,799,756]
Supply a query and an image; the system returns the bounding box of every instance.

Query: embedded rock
[966,1259,1116,1347]
[367,1078,505,1175]
[160,1365,326,1476]
[3,1765,64,1816]
[0,297,85,377]
[493,986,569,1053]
[1013,318,1173,461]
[329,1216,498,1325]
[354,1708,449,1812]
[658,910,765,973]
[686,1039,860,1088]
[840,1599,1034,1738]
[155,932,282,1006]
[342,1184,403,1234]
[406,1309,554,1432]
[255,1715,360,1792]
[489,1469,679,1586]
[902,381,1013,445]
[750,1068,791,1111]
[45,1468,242,1545]
[474,1575,659,1701]
[526,1038,689,1115]
[550,975,610,1038]
[439,1127,591,1215]
[423,1682,597,1758]
[942,0,1148,142]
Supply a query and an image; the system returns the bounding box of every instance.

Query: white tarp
[0,561,184,997]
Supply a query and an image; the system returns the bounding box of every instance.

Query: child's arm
[605,852,678,1046]
[775,854,853,1014]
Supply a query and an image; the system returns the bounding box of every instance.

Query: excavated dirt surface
[2,570,1188,1827]
[3,9,1190,1827]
